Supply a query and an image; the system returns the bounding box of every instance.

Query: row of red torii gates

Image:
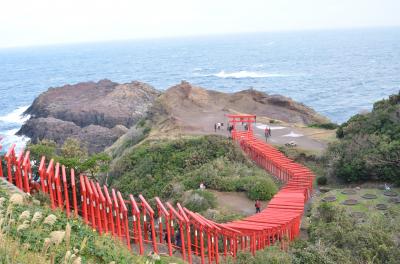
[0,114,314,264]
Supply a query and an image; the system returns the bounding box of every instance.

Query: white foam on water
[282,131,304,138]
[0,133,29,154]
[3,129,19,136]
[0,105,30,124]
[212,70,291,79]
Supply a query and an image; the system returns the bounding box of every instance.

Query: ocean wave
[212,70,290,79]
[0,105,30,124]
[0,133,29,154]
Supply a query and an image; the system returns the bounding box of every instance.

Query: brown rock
[18,80,160,153]
[151,81,329,135]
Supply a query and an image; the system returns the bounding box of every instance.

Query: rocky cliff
[148,81,329,134]
[19,80,329,153]
[18,80,160,152]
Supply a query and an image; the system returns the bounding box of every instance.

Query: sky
[0,0,399,48]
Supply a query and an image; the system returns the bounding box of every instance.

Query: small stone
[383,191,398,197]
[319,187,331,193]
[375,204,388,210]
[361,194,377,199]
[342,199,358,205]
[388,197,400,204]
[322,196,337,202]
[341,189,357,195]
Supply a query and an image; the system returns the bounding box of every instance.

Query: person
[217,122,221,130]
[255,200,261,213]
[214,123,217,132]
[175,229,182,248]
[244,123,248,131]
[264,127,269,141]
[268,127,272,137]
[163,229,169,243]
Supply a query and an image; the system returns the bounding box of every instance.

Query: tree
[27,138,111,182]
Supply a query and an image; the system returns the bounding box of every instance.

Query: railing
[0,119,314,264]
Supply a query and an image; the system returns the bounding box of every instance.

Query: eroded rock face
[18,80,160,152]
[150,81,329,134]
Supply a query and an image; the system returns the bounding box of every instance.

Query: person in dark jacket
[175,229,182,248]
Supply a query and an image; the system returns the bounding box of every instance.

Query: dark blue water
[0,27,399,151]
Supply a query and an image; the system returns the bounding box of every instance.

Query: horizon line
[1,25,399,50]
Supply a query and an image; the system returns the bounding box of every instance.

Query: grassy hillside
[111,135,278,205]
[327,92,400,184]
[0,183,182,264]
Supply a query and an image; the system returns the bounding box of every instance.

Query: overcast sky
[0,0,399,48]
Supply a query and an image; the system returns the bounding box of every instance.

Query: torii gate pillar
[226,114,256,140]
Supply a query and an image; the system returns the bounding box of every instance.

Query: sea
[0,27,399,152]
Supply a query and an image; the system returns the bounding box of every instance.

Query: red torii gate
[226,114,256,140]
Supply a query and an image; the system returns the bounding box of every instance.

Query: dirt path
[209,190,268,216]
[253,123,328,153]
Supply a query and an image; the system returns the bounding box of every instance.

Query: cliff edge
[18,79,160,152]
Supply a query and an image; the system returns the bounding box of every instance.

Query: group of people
[214,122,224,132]
[163,229,182,252]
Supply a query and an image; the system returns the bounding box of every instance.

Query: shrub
[326,91,400,183]
[182,190,216,212]
[308,123,339,130]
[243,177,278,200]
[113,136,277,203]
[317,176,327,185]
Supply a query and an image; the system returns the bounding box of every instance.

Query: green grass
[318,188,400,213]
[112,135,278,206]
[0,185,183,264]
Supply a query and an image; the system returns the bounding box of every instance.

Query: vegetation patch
[308,122,339,130]
[111,135,278,207]
[326,92,400,184]
[0,187,182,264]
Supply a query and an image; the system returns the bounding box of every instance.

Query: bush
[113,136,277,203]
[317,176,328,185]
[308,123,339,130]
[326,92,400,183]
[307,203,400,264]
[182,190,216,212]
[238,177,277,200]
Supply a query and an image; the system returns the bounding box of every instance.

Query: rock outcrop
[18,80,160,152]
[149,81,329,134]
